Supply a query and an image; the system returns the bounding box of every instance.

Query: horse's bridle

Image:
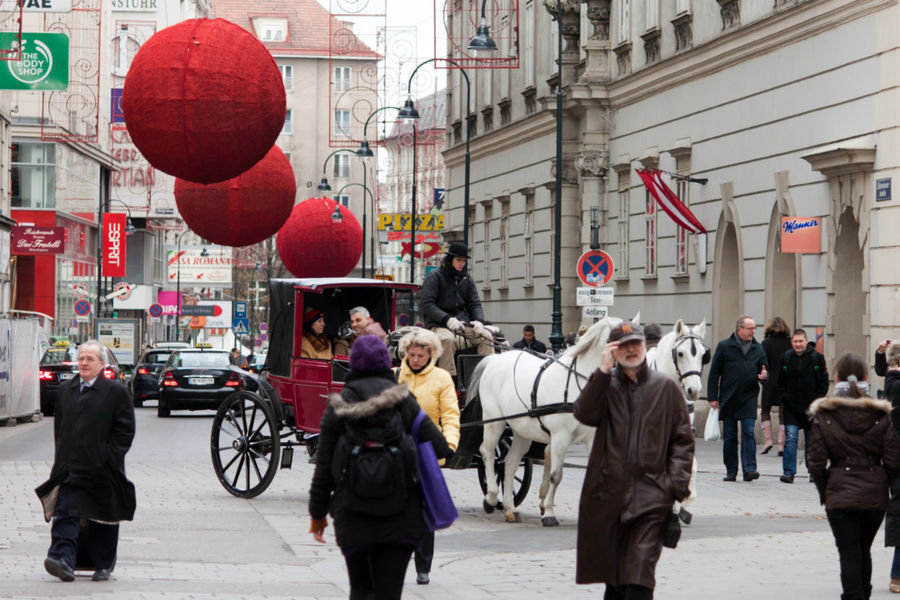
[670,333,708,382]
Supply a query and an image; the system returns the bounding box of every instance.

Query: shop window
[12,141,56,208]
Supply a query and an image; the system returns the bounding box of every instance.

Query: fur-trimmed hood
[809,395,893,435]
[809,395,892,415]
[329,382,409,420]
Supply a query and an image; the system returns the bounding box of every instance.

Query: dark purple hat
[608,321,644,343]
[349,335,391,373]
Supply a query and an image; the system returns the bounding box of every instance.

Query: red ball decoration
[174,146,296,247]
[276,197,362,278]
[122,18,286,184]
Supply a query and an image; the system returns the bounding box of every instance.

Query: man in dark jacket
[35,340,136,582]
[417,242,494,377]
[512,324,547,354]
[574,321,694,599]
[707,315,768,482]
[775,329,829,483]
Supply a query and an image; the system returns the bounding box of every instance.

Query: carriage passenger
[418,242,495,380]
[300,308,333,360]
[333,307,388,356]
[395,328,459,586]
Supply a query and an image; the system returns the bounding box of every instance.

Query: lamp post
[335,183,375,277]
[467,0,498,51]
[174,230,189,341]
[316,148,357,193]
[95,197,136,321]
[401,58,472,249]
[357,106,401,278]
[549,0,564,353]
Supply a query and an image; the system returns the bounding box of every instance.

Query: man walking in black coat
[707,315,768,482]
[417,242,495,378]
[36,340,136,582]
[775,329,829,483]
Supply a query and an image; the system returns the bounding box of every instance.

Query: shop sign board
[0,32,68,90]
[11,225,64,254]
[0,0,73,12]
[576,287,614,307]
[102,213,127,277]
[96,318,139,365]
[166,246,233,286]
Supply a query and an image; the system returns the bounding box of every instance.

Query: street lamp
[95,196,136,321]
[549,0,564,353]
[108,198,137,234]
[174,233,208,340]
[468,0,498,52]
[336,182,375,277]
[317,148,357,192]
[403,58,472,249]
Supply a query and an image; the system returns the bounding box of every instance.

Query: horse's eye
[677,351,683,357]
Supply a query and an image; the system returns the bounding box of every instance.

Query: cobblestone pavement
[0,408,894,599]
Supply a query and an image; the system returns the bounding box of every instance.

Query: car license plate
[188,377,214,386]
[59,373,74,380]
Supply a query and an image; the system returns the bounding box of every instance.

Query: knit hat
[303,307,323,328]
[349,335,391,373]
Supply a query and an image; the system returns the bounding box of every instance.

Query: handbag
[704,407,721,441]
[412,410,459,531]
[662,510,681,548]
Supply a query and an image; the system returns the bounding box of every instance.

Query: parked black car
[130,349,176,407]
[39,342,127,416]
[157,349,255,417]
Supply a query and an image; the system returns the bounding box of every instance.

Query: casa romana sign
[0,32,68,90]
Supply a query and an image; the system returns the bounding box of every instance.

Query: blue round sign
[74,299,91,316]
[148,303,163,317]
[576,250,615,287]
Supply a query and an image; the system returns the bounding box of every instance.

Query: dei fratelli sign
[0,32,68,90]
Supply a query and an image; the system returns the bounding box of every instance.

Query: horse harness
[669,332,707,382]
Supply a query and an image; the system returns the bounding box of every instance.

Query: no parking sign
[576,250,615,287]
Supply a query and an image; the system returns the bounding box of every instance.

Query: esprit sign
[0,0,72,12]
[0,32,68,90]
[102,213,127,277]
[11,225,64,254]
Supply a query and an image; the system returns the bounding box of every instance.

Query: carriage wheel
[211,391,281,498]
[476,427,533,507]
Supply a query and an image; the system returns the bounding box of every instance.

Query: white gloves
[446,317,465,333]
[471,321,486,337]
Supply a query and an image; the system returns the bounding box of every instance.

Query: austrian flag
[635,169,707,234]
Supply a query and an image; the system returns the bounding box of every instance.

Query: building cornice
[608,0,894,107]
[443,112,556,168]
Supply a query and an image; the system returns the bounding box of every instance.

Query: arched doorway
[713,212,742,344]
[766,204,799,329]
[832,208,866,360]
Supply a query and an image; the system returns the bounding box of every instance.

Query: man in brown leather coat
[574,321,694,600]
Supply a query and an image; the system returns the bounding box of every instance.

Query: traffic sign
[70,283,89,297]
[576,250,615,287]
[582,306,608,319]
[254,338,263,347]
[148,303,163,317]
[234,302,247,318]
[105,283,135,300]
[232,318,249,335]
[259,322,268,331]
[576,287,614,306]
[73,298,91,316]
[259,333,268,342]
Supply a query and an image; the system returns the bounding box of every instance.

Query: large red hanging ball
[174,146,296,247]
[276,197,362,278]
[122,18,285,184]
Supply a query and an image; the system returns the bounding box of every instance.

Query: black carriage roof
[271,277,418,293]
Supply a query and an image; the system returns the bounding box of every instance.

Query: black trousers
[826,508,884,600]
[604,583,653,600]
[48,485,119,570]
[344,542,414,600]
[414,530,434,574]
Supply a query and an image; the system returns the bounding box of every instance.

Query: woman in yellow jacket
[396,328,459,586]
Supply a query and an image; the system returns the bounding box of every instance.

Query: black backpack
[331,408,420,517]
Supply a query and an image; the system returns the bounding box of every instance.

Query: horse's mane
[564,316,622,359]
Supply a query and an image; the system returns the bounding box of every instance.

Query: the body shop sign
[781,216,821,254]
[11,225,64,254]
[166,247,233,286]
[102,213,127,277]
[0,32,68,90]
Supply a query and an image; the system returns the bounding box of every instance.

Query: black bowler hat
[446,242,470,259]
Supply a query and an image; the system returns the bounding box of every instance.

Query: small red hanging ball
[276,197,362,278]
[122,18,286,184]
[174,146,295,247]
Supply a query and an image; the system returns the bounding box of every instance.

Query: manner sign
[0,32,68,90]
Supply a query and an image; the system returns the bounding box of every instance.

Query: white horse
[466,316,624,526]
[646,319,708,524]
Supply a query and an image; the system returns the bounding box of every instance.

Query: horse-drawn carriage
[209,277,534,505]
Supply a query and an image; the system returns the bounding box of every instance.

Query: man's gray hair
[78,340,108,365]
[736,315,754,329]
[888,342,900,368]
[349,306,370,319]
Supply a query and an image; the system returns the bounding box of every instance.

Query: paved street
[0,406,893,599]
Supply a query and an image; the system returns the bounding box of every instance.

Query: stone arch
[712,182,743,345]
[765,171,800,330]
[830,207,867,363]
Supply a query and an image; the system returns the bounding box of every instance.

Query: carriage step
[280,447,294,469]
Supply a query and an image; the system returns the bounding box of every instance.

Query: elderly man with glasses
[707,315,768,482]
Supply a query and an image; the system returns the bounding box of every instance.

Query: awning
[635,168,707,234]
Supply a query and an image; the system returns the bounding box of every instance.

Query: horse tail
[465,354,493,407]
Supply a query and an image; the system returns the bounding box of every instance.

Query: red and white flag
[635,169,707,234]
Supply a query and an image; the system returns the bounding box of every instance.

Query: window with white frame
[483,207,492,289]
[645,188,657,276]
[618,188,630,279]
[334,154,349,179]
[11,141,56,208]
[336,195,349,207]
[645,0,659,30]
[499,212,509,288]
[675,0,691,14]
[334,67,351,93]
[279,65,293,91]
[675,178,689,274]
[253,18,286,42]
[616,0,631,44]
[281,109,292,134]
[334,110,350,137]
[524,1,534,87]
[524,202,534,286]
